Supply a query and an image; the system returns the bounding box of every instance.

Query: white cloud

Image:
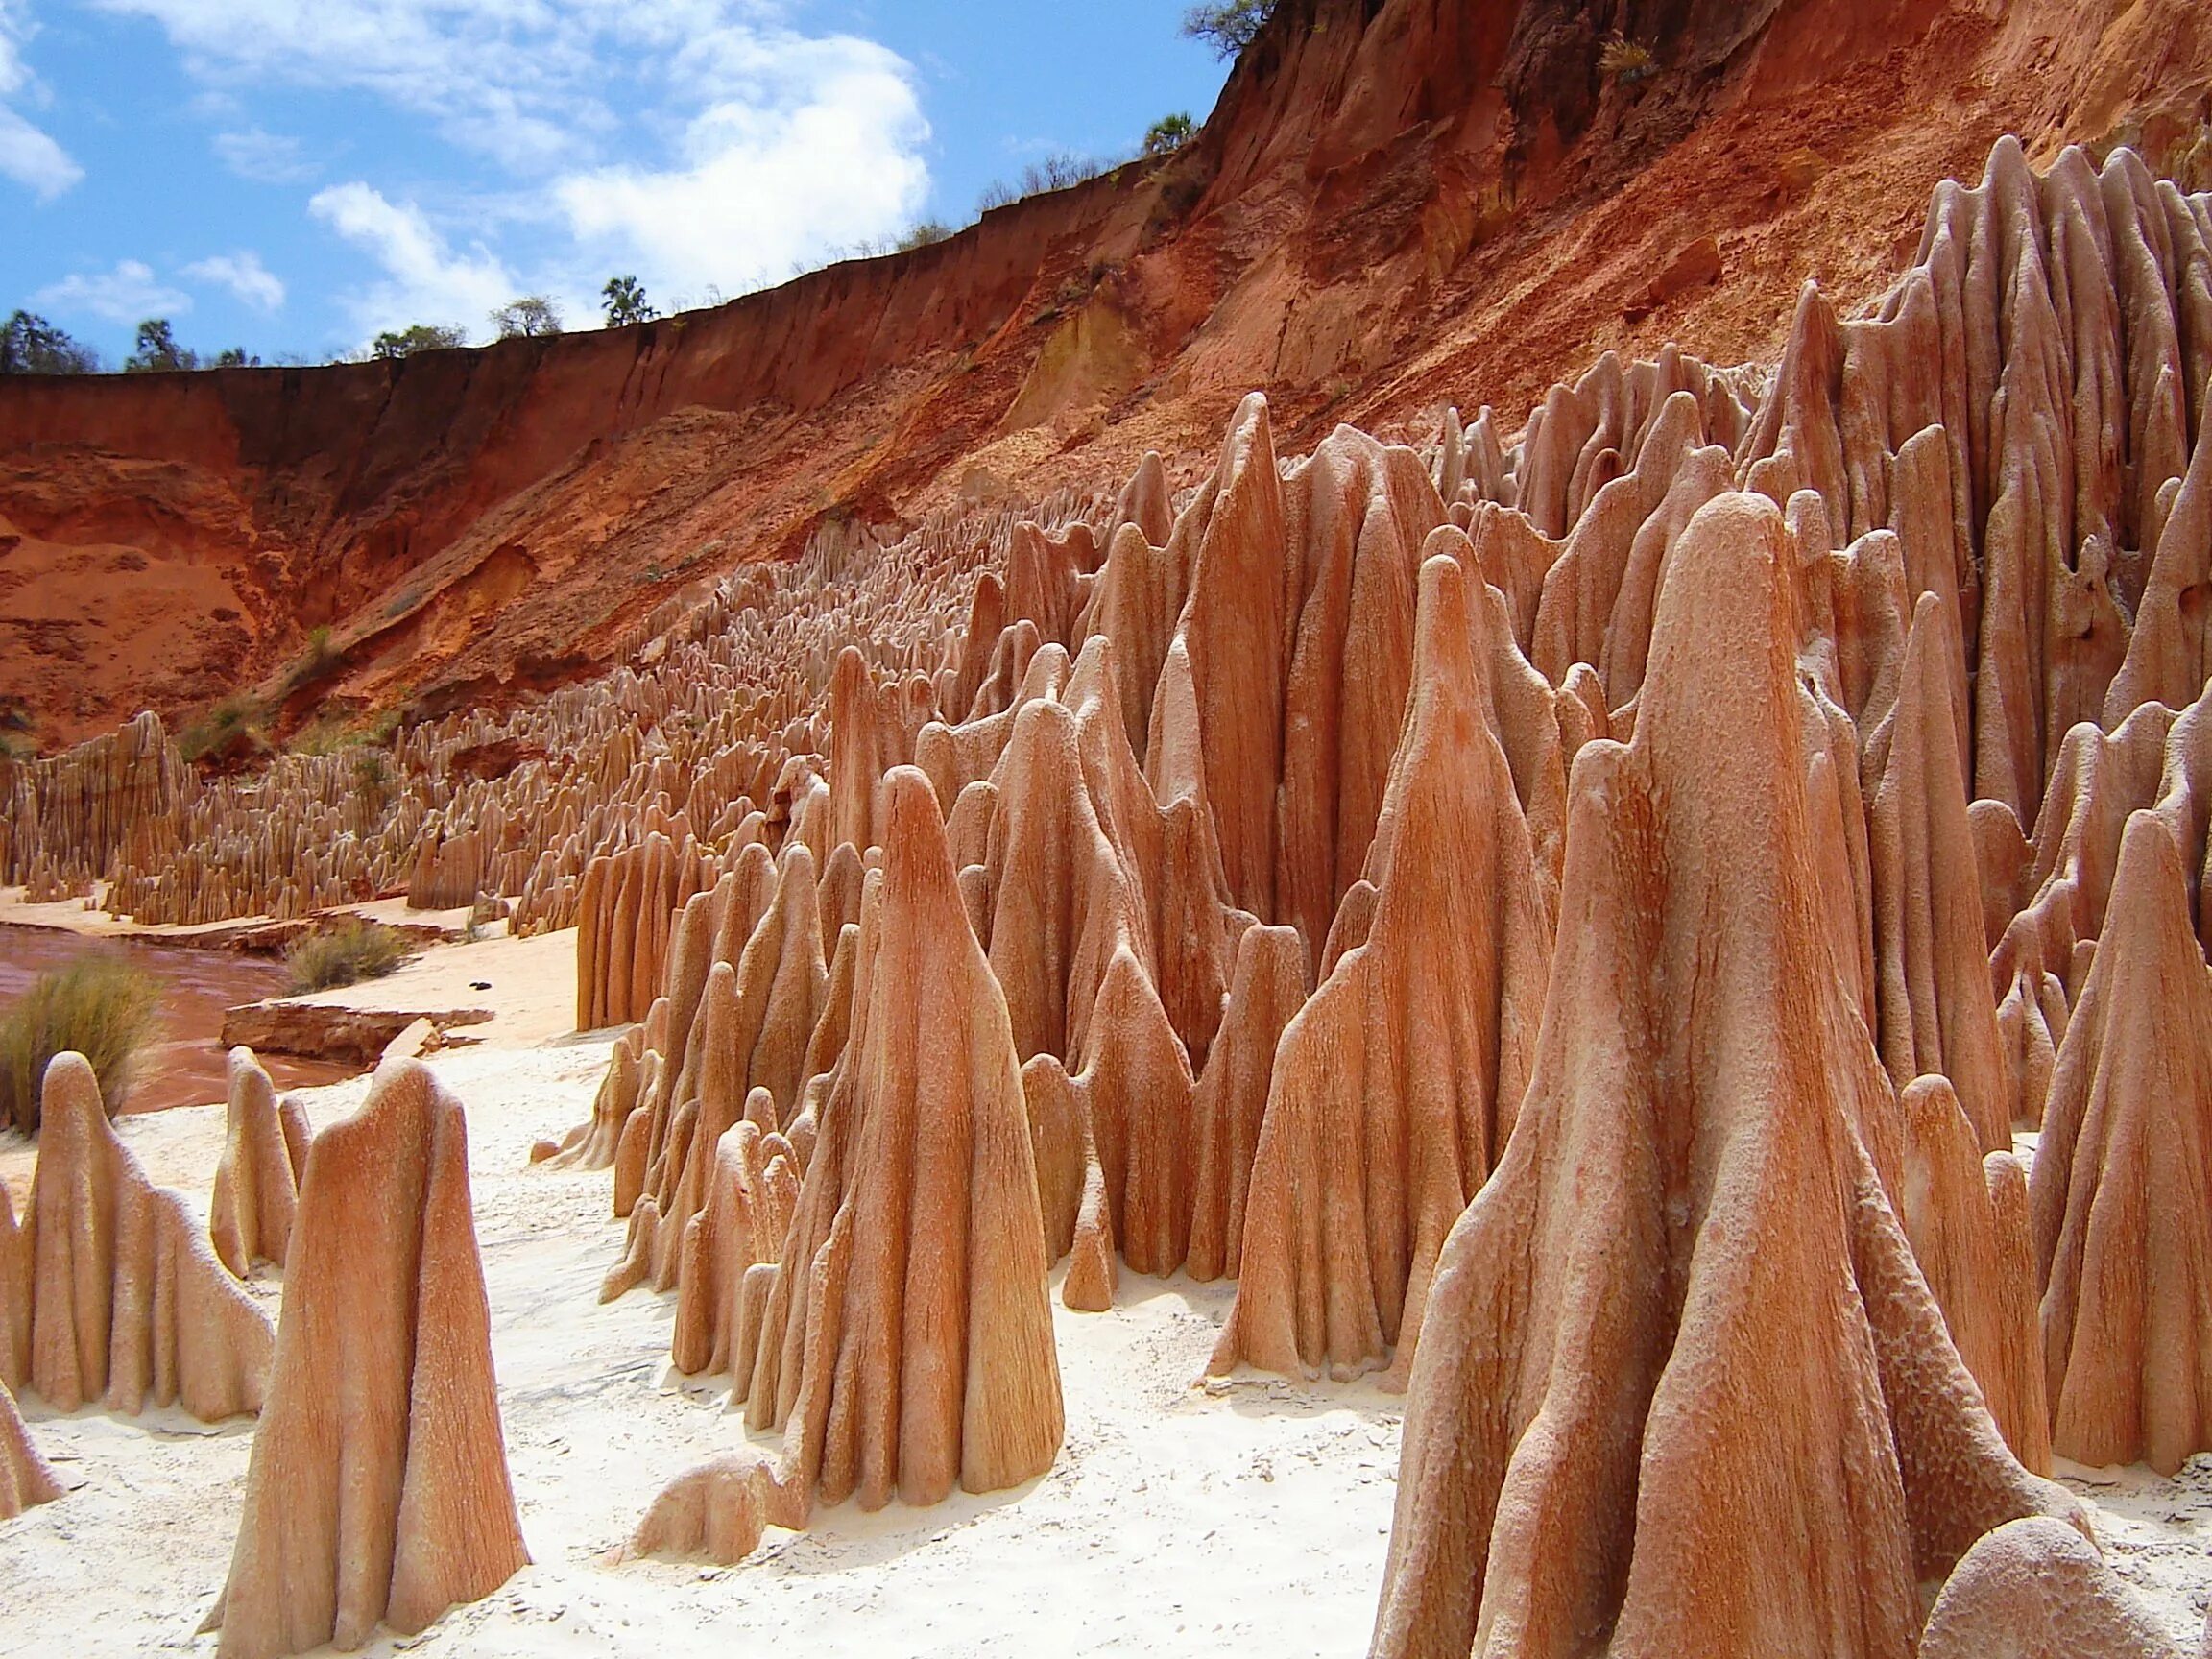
[184,250,286,311]
[0,2,82,199]
[33,259,192,324]
[555,34,928,296]
[213,126,317,184]
[0,103,75,198]
[309,181,515,338]
[94,0,711,171]
[94,3,934,340]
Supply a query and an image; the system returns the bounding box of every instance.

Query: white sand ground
[0,912,2206,1655]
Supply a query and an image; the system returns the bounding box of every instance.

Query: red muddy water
[0,926,356,1115]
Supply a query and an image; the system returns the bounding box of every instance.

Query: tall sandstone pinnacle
[209,1046,310,1277]
[634,768,1062,1562]
[1212,550,1552,1386]
[601,838,829,1304]
[205,1059,527,1659]
[1184,921,1307,1286]
[1896,1075,2051,1474]
[1373,493,2082,1659]
[6,1052,271,1420]
[2031,808,2212,1476]
[1864,593,2012,1153]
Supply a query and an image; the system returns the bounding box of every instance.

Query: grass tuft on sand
[0,955,162,1132]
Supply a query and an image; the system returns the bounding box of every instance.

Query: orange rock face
[1898,1075,2051,1474]
[1211,551,1552,1386]
[1919,1517,2181,1658]
[205,1059,527,1659]
[2031,810,2212,1476]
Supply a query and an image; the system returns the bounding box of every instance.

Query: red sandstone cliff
[1,0,2205,748]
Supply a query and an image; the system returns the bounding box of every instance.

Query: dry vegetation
[0,954,161,1132]
[282,919,413,993]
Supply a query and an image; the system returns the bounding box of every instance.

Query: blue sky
[0,1,1235,364]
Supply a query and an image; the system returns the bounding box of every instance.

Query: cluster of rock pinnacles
[5,135,2212,1653]
[2,1046,524,1656]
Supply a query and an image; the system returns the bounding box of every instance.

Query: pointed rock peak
[1174,391,1288,920]
[668,764,1063,1560]
[1897,1075,2051,1473]
[1865,592,2010,1153]
[1187,922,1306,1285]
[211,1046,309,1277]
[1374,491,2076,1659]
[208,1058,527,1659]
[1116,450,1173,548]
[1214,549,1552,1385]
[0,1381,60,1519]
[2104,418,2212,727]
[2032,808,2212,1475]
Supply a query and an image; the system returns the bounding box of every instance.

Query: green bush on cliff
[0,955,162,1133]
[1182,1,1275,60]
[1144,113,1195,156]
[0,310,100,374]
[373,324,468,359]
[178,694,268,763]
[492,296,563,339]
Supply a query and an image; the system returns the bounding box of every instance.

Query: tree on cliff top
[493,295,563,339]
[124,318,197,372]
[602,276,657,326]
[373,323,468,359]
[1182,0,1275,59]
[1144,113,1195,156]
[0,310,99,373]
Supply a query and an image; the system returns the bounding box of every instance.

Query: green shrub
[976,153,1111,216]
[491,296,562,339]
[1,310,101,374]
[1599,35,1657,84]
[1144,113,1195,156]
[124,317,198,373]
[279,625,344,696]
[601,276,657,326]
[350,745,394,809]
[373,323,468,359]
[0,955,162,1133]
[283,919,413,993]
[179,693,267,762]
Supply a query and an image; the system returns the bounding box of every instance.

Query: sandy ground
[0,1026,1405,1658]
[271,917,581,1052]
[0,927,2204,1654]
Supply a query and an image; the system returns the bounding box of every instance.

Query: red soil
[0,0,2204,749]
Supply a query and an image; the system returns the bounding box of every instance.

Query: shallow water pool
[0,926,356,1114]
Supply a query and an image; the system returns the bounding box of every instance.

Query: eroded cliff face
[1,0,2205,748]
